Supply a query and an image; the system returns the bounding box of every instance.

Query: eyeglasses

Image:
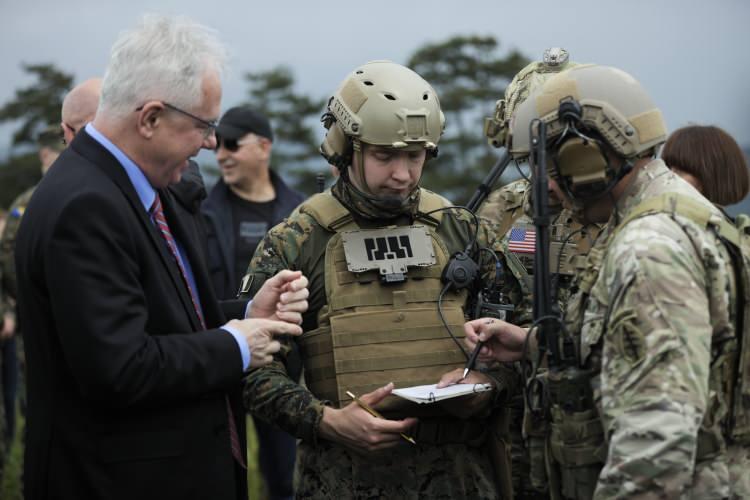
[135,101,217,140]
[215,135,258,153]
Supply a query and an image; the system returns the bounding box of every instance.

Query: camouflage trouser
[295,439,497,499]
[509,394,549,500]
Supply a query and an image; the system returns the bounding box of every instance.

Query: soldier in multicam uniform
[479,49,601,499]
[482,47,601,308]
[461,63,750,498]
[239,61,524,499]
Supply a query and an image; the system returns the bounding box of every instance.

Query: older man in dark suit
[15,15,307,500]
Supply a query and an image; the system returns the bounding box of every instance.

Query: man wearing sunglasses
[202,105,304,500]
[203,106,304,300]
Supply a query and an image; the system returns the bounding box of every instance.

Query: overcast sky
[2,0,749,159]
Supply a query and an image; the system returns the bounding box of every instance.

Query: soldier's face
[353,145,425,200]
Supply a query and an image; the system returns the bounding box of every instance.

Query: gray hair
[99,14,227,119]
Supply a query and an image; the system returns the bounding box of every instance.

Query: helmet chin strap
[351,139,371,195]
[566,157,634,223]
[561,146,635,205]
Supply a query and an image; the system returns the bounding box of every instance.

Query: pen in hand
[345,390,416,445]
[462,340,485,380]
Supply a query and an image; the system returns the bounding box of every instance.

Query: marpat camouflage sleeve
[241,214,329,444]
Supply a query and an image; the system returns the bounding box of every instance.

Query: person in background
[0,125,65,450]
[60,78,102,145]
[478,48,601,499]
[203,106,304,500]
[661,124,749,207]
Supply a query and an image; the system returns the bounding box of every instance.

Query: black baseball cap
[215,106,273,142]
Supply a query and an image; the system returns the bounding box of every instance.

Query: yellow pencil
[346,390,417,445]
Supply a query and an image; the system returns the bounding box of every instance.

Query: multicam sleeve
[476,179,527,237]
[594,215,726,498]
[0,201,22,300]
[241,217,328,444]
[475,215,532,327]
[473,215,528,403]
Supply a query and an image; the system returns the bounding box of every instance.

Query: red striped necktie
[150,193,247,469]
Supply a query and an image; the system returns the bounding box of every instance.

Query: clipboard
[391,383,492,404]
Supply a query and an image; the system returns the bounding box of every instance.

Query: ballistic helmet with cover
[510,64,667,199]
[485,48,577,153]
[320,60,445,169]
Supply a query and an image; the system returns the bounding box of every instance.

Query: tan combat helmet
[510,64,667,199]
[484,47,577,153]
[320,60,445,170]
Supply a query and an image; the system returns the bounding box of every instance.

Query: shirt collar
[85,123,156,212]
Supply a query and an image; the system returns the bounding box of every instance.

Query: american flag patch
[508,227,536,254]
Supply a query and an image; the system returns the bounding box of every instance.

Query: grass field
[0,412,268,500]
[0,409,23,500]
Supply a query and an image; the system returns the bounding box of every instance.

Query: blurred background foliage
[0,34,528,207]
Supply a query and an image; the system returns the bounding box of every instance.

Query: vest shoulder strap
[416,189,448,226]
[299,192,356,232]
[617,192,740,248]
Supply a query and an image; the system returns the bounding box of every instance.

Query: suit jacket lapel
[72,131,203,332]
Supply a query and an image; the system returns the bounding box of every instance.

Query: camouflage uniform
[553,159,750,498]
[479,178,601,499]
[478,178,601,308]
[0,186,33,471]
[1,186,34,300]
[241,180,523,499]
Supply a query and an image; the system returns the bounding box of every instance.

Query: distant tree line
[0,35,528,207]
[0,64,72,207]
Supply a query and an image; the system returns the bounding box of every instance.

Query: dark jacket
[170,161,247,320]
[17,130,248,500]
[202,171,305,300]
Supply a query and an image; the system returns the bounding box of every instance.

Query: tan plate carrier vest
[298,191,469,416]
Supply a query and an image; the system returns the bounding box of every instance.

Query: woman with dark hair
[662,124,749,206]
